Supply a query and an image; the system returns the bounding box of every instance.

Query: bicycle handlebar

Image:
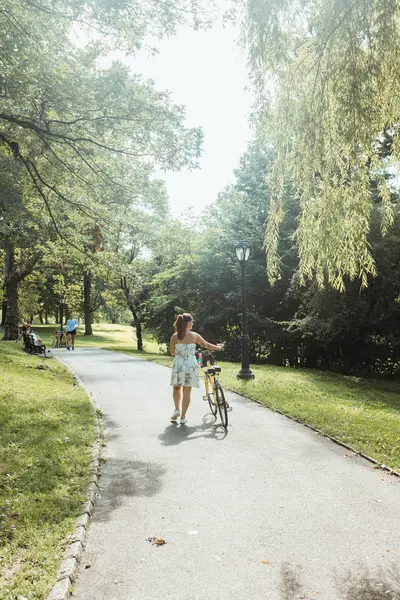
[195,349,215,367]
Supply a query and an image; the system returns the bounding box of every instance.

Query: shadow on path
[280,563,400,600]
[94,458,166,522]
[158,414,228,446]
[340,565,400,600]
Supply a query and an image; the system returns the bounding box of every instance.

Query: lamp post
[235,241,255,380]
[60,297,65,331]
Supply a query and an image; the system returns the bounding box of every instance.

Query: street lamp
[60,297,65,331]
[235,241,255,380]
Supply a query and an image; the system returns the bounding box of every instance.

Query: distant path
[55,348,400,600]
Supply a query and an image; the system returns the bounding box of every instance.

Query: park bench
[22,331,47,358]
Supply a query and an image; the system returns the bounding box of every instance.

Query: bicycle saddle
[206,365,221,374]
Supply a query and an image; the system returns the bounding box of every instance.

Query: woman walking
[170,313,224,424]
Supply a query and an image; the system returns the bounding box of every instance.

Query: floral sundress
[170,343,200,388]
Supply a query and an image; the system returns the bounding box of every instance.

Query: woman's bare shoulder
[170,332,177,341]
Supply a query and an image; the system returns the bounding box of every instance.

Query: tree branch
[0,113,152,157]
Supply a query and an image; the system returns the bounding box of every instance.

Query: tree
[0,158,49,339]
[242,0,400,289]
[0,0,205,250]
[0,0,206,234]
[112,189,169,350]
[1,0,212,337]
[142,143,298,357]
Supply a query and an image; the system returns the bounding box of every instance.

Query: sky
[128,24,253,218]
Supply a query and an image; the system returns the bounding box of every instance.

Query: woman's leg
[172,385,181,417]
[181,386,192,419]
[66,333,71,349]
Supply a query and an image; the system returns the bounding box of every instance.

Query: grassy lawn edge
[29,324,400,474]
[79,324,400,476]
[114,348,400,475]
[0,343,99,599]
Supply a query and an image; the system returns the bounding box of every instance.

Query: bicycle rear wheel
[215,380,228,429]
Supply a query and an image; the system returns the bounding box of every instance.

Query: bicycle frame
[197,350,229,428]
[204,369,217,402]
[198,351,219,403]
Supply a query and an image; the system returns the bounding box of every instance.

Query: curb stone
[47,578,71,600]
[46,358,102,600]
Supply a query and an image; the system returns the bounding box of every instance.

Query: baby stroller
[52,328,66,348]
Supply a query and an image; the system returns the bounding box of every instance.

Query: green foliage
[142,134,400,377]
[1,0,203,236]
[242,0,400,289]
[0,0,209,336]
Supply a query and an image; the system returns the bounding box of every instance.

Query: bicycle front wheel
[215,380,228,429]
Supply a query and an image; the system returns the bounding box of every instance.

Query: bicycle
[196,350,229,429]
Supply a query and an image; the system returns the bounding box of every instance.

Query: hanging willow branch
[243,0,400,289]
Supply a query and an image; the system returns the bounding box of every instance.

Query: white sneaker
[180,418,187,425]
[170,409,180,422]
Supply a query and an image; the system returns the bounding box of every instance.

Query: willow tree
[242,0,400,289]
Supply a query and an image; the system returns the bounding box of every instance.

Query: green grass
[219,363,400,472]
[0,343,96,600]
[34,323,160,352]
[49,322,400,473]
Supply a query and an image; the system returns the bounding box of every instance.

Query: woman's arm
[170,334,177,356]
[195,333,224,351]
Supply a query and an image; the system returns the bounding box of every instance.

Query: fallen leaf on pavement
[146,536,166,546]
[262,560,269,565]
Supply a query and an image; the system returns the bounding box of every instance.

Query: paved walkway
[55,348,400,600]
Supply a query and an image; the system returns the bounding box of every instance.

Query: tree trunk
[120,277,143,351]
[129,307,143,352]
[84,271,93,336]
[3,279,19,340]
[2,245,19,340]
[1,255,7,327]
[135,319,143,352]
[44,308,49,324]
[1,299,7,327]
